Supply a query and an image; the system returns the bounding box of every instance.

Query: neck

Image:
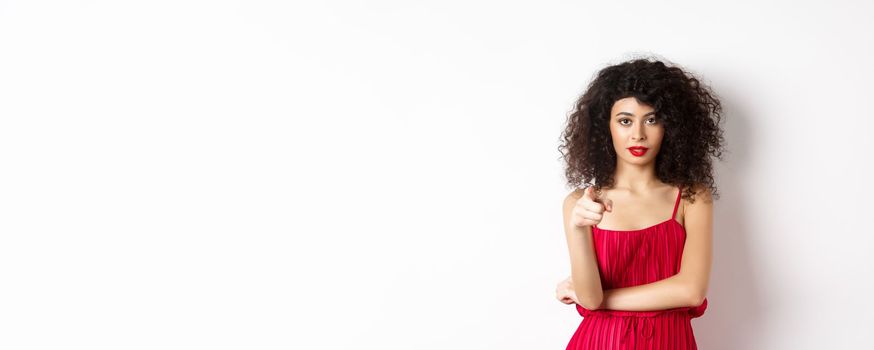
[611,161,660,193]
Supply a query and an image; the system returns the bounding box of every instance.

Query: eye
[618,118,658,126]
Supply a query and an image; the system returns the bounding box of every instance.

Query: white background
[1,1,872,349]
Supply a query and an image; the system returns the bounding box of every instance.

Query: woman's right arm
[562,189,605,310]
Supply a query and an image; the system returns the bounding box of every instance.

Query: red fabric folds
[565,186,708,349]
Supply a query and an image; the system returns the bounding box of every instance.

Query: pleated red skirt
[566,186,708,349]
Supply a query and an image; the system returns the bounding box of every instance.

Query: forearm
[565,225,604,309]
[598,273,697,311]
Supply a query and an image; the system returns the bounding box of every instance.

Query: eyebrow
[615,111,656,117]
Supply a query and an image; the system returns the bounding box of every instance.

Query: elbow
[688,287,706,307]
[576,292,603,310]
[580,301,602,311]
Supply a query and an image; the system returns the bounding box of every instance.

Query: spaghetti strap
[670,186,682,220]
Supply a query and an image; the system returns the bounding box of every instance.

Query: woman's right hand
[570,186,613,227]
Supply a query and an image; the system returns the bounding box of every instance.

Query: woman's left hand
[555,275,580,305]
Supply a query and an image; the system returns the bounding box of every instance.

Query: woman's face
[609,97,664,165]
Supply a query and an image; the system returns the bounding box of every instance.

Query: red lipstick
[628,146,649,157]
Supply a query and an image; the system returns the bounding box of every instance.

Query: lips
[628,146,649,157]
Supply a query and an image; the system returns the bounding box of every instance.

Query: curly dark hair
[558,57,726,203]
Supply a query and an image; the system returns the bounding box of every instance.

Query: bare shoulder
[562,188,587,216]
[686,184,714,206]
[563,188,583,210]
[679,184,712,226]
[683,184,713,224]
[565,188,585,201]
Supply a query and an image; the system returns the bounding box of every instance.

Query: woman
[556,57,726,349]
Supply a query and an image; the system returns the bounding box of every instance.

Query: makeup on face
[627,146,649,157]
[610,97,664,160]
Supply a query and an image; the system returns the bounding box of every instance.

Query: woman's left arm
[592,186,713,311]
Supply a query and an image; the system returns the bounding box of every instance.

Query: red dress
[566,186,708,350]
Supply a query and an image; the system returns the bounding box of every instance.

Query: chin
[623,156,654,164]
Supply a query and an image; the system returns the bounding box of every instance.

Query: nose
[632,124,646,141]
